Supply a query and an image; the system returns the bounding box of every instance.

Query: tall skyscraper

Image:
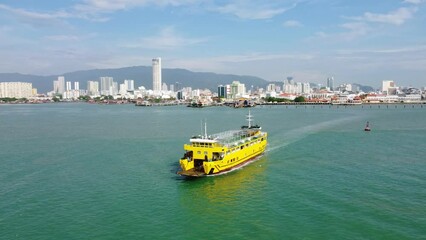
[218,85,227,98]
[66,81,72,91]
[87,81,99,96]
[124,79,134,91]
[327,77,334,91]
[152,57,162,92]
[100,77,113,95]
[53,80,59,93]
[74,82,79,91]
[58,76,65,94]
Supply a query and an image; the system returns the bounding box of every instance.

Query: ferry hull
[178,135,267,177]
[177,151,265,177]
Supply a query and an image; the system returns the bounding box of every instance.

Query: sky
[0,0,425,88]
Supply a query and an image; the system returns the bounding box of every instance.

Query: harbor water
[0,103,425,239]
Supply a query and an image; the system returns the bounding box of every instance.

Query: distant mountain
[0,66,269,94]
[0,67,376,94]
[352,83,375,93]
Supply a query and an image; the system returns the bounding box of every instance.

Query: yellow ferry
[178,111,267,177]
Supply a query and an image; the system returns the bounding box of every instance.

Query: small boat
[364,121,371,131]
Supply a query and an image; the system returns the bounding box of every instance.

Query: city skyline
[0,1,425,87]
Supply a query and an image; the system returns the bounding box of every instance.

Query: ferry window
[197,151,201,154]
[261,138,264,141]
[241,146,244,150]
[246,144,248,147]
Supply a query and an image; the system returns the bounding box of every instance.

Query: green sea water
[0,103,425,239]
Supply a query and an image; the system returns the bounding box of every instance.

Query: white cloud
[283,20,303,27]
[74,0,199,14]
[121,26,208,50]
[213,1,299,20]
[339,22,370,40]
[306,22,371,42]
[337,45,426,55]
[44,33,97,42]
[0,3,109,26]
[403,0,424,4]
[45,35,81,41]
[350,7,417,26]
[0,4,71,20]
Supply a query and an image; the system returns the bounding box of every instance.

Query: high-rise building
[112,82,118,95]
[58,76,65,94]
[327,77,334,91]
[0,82,33,98]
[100,77,113,95]
[218,85,227,98]
[152,57,162,92]
[267,83,276,92]
[87,81,99,96]
[230,81,246,99]
[382,80,395,94]
[66,81,72,91]
[162,83,168,91]
[302,83,311,93]
[74,82,79,91]
[175,82,181,92]
[53,80,59,94]
[124,79,134,91]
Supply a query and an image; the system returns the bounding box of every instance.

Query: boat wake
[267,115,364,153]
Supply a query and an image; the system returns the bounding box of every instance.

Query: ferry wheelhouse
[178,112,267,177]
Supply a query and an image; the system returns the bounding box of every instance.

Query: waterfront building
[177,91,184,100]
[336,83,353,92]
[100,77,113,96]
[53,80,59,94]
[119,83,126,95]
[382,80,395,94]
[66,81,72,91]
[152,57,162,92]
[124,80,134,91]
[87,81,99,96]
[230,81,246,99]
[112,82,118,95]
[302,83,311,94]
[58,76,65,94]
[218,85,227,98]
[267,83,276,92]
[0,82,33,98]
[283,78,311,95]
[162,82,168,91]
[275,86,281,92]
[327,77,334,91]
[74,82,79,91]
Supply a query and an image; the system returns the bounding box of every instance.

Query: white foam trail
[267,115,363,153]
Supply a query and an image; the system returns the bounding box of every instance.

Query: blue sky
[0,0,425,87]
